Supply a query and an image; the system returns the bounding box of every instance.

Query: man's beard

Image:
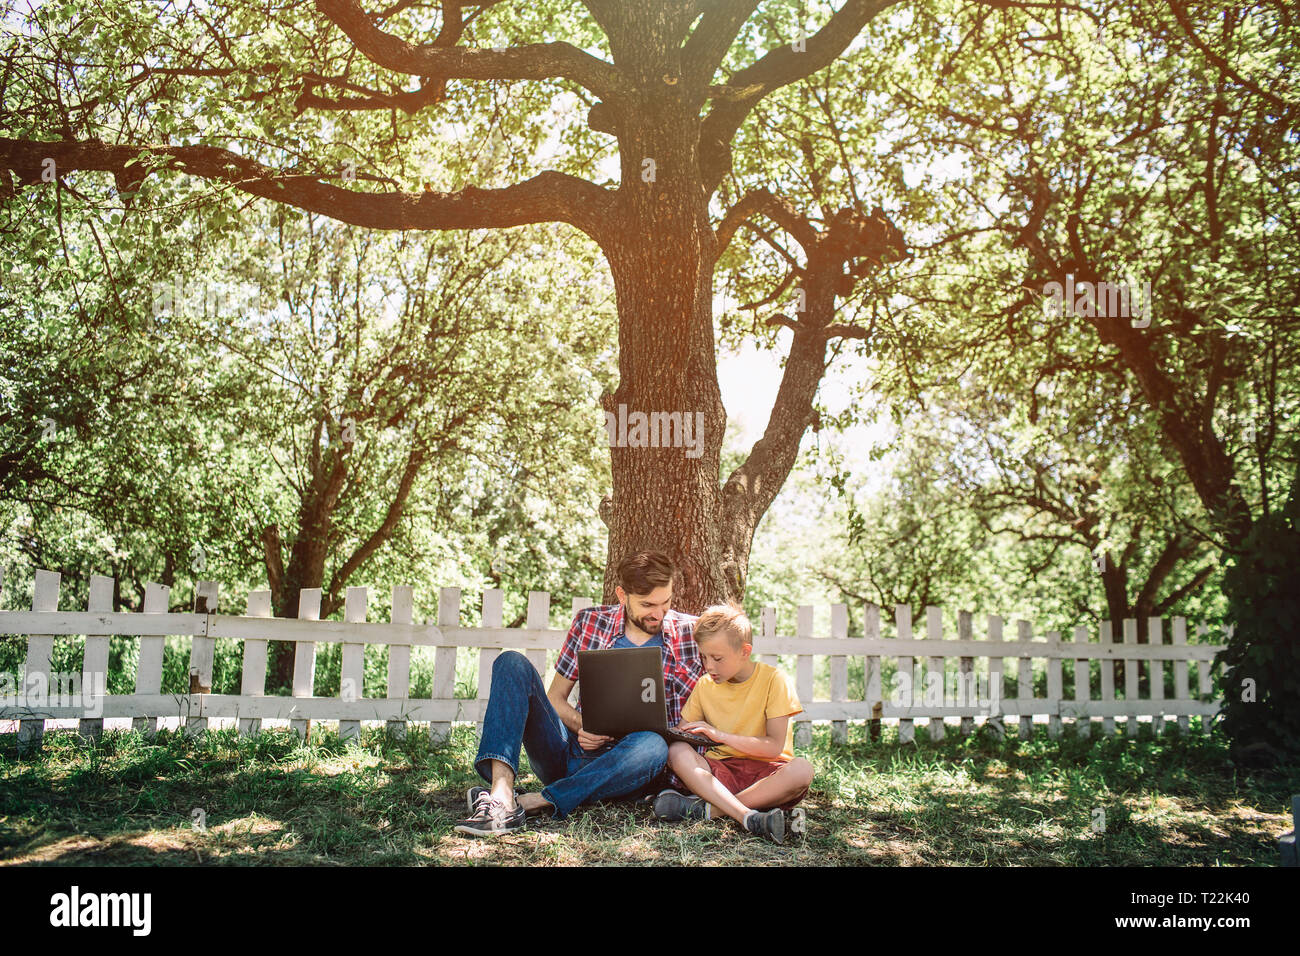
[627,605,664,635]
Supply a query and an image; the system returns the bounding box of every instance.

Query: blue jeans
[473,651,669,819]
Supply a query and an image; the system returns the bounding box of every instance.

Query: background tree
[822,0,1299,753]
[207,205,615,686]
[1,31,617,689]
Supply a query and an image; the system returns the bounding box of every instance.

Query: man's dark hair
[617,551,677,596]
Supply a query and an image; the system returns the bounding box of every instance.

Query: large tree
[830,0,1300,752]
[1,0,914,611]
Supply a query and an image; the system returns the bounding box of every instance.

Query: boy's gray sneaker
[455,791,526,837]
[653,788,708,821]
[744,808,786,844]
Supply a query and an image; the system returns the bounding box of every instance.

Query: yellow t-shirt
[680,661,801,762]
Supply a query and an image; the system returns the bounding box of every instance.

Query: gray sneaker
[468,785,525,813]
[744,808,786,844]
[454,791,526,837]
[653,788,708,821]
[467,785,488,813]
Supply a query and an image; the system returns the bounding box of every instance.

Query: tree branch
[698,0,901,191]
[327,441,428,600]
[315,0,633,108]
[715,186,818,259]
[1153,562,1216,615]
[1166,0,1293,117]
[0,137,617,244]
[717,199,905,598]
[681,0,762,92]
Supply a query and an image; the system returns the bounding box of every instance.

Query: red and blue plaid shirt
[556,603,703,727]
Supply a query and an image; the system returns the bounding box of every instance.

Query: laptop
[577,646,717,748]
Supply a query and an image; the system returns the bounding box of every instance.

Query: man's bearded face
[624,585,672,634]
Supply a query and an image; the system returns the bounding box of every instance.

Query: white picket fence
[0,569,1225,753]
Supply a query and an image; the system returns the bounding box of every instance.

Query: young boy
[653,603,813,843]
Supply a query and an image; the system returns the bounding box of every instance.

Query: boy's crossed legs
[663,741,813,841]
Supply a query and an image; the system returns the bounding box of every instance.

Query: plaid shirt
[556,603,703,727]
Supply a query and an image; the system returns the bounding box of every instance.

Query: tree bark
[596,56,728,613]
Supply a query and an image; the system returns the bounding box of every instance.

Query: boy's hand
[678,720,723,742]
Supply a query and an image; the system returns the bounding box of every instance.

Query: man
[454,550,704,835]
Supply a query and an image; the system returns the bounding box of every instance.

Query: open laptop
[577,646,717,748]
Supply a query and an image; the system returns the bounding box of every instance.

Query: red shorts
[704,756,809,811]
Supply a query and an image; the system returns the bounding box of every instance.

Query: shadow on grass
[0,721,1294,866]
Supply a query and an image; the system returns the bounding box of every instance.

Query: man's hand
[576,727,614,750]
[677,720,724,742]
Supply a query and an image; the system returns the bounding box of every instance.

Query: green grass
[0,721,1294,866]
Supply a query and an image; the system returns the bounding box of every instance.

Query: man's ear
[743,643,753,657]
[615,585,626,605]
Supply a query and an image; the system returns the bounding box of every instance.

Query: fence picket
[1149,617,1165,737]
[958,610,974,737]
[794,606,814,748]
[896,605,914,744]
[865,604,882,741]
[384,586,414,740]
[132,583,170,737]
[926,606,945,741]
[17,570,60,755]
[1173,617,1189,735]
[479,590,505,721]
[239,590,272,738]
[525,592,550,678]
[1017,620,1033,740]
[1100,620,1115,737]
[429,588,460,744]
[987,615,1005,740]
[189,582,218,686]
[1197,624,1215,735]
[830,604,849,745]
[185,581,218,739]
[1123,618,1140,738]
[1072,625,1091,739]
[78,575,114,744]
[1047,630,1062,739]
[338,587,368,744]
[291,588,321,742]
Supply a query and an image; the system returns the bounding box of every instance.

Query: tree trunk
[592,12,733,613]
[599,184,727,613]
[268,434,345,688]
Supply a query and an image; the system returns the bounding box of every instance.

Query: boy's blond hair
[694,602,753,651]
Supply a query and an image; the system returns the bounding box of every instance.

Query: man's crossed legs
[456,650,668,835]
